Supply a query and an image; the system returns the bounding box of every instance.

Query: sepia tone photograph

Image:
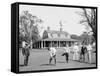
[18,3,97,72]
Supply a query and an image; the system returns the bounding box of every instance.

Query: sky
[19,5,87,37]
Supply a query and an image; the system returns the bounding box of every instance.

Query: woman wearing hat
[73,43,80,61]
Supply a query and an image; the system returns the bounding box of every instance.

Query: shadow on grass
[57,61,67,63]
[73,60,96,65]
[58,60,96,65]
[40,64,56,66]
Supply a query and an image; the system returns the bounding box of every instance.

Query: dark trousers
[80,53,85,62]
[24,55,29,66]
[62,52,69,63]
[49,55,56,64]
[65,53,69,63]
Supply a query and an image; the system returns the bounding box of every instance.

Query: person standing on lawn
[22,40,27,57]
[80,44,87,62]
[22,41,30,66]
[62,45,70,63]
[24,43,30,66]
[48,46,57,64]
[87,43,92,64]
[73,43,80,61]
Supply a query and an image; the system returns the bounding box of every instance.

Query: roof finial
[60,21,63,32]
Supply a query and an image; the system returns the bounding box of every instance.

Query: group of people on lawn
[21,40,93,66]
[48,43,93,65]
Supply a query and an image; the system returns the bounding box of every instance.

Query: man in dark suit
[24,44,30,66]
[22,41,30,66]
[80,45,87,62]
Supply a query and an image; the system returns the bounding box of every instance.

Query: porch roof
[38,38,80,42]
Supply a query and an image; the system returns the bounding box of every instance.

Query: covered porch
[33,38,80,49]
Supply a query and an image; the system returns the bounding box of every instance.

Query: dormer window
[50,33,53,38]
[65,34,68,37]
[58,33,60,37]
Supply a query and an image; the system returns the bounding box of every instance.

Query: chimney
[60,28,63,32]
[47,26,50,31]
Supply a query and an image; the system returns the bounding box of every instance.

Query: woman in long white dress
[73,43,80,61]
[86,44,92,64]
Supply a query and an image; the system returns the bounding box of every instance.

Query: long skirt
[87,51,92,63]
[73,52,79,61]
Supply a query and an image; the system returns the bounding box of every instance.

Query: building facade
[33,27,79,49]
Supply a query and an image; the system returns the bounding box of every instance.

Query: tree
[19,11,43,48]
[78,8,97,42]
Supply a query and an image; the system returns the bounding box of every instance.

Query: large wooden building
[33,26,79,49]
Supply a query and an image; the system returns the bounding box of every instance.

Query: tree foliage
[79,8,96,41]
[19,11,43,46]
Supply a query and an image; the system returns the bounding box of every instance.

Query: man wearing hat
[22,41,30,66]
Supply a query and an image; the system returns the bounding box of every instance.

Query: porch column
[65,41,66,46]
[41,41,43,49]
[43,41,44,48]
[51,41,53,47]
[39,41,41,48]
[44,41,45,48]
[36,43,37,48]
[66,41,67,46]
[40,41,41,48]
[37,42,39,48]
[38,42,39,48]
[42,41,44,48]
[38,41,40,48]
[36,42,38,48]
[59,41,60,47]
[57,41,58,48]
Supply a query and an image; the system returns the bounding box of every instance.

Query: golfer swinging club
[48,45,57,64]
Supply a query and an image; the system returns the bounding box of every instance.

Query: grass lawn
[19,48,96,71]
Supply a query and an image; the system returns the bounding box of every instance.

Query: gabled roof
[45,30,69,35]
[43,29,71,39]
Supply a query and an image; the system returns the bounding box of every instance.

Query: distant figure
[62,45,70,63]
[87,44,92,64]
[22,41,30,66]
[80,45,87,62]
[48,46,57,64]
[73,43,80,61]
